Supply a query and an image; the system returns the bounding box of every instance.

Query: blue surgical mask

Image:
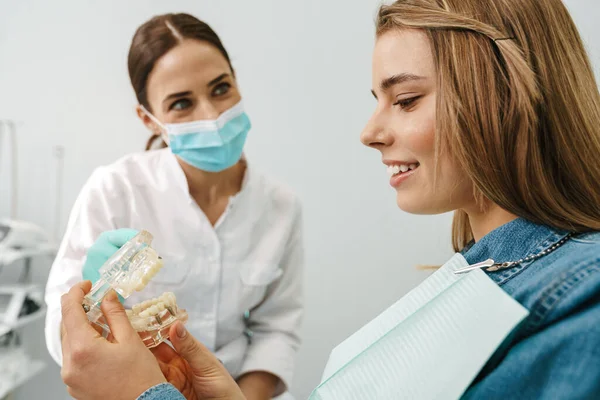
[143,100,251,172]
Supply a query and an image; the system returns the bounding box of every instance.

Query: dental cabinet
[0,230,55,399]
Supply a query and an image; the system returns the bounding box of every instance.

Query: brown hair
[376,0,600,252]
[127,13,234,150]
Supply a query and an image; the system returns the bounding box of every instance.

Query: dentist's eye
[212,82,231,97]
[169,99,192,111]
[393,96,421,111]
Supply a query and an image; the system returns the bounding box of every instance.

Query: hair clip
[493,37,515,42]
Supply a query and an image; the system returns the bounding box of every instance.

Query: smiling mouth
[387,162,420,177]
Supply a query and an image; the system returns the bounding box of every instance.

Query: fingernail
[176,322,187,339]
[105,290,118,302]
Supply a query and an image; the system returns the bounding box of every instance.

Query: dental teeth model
[81,230,187,347]
[126,291,189,348]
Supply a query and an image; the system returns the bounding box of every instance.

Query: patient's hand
[60,282,166,400]
[151,322,245,400]
[152,343,198,400]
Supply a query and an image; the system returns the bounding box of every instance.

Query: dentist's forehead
[147,40,231,102]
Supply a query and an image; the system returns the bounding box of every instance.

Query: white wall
[0,1,598,399]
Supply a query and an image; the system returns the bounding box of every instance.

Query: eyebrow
[372,73,426,98]
[381,73,425,90]
[163,91,192,104]
[208,73,229,87]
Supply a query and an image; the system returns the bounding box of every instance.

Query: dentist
[45,13,303,400]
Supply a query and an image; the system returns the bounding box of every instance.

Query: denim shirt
[137,383,185,400]
[460,218,600,399]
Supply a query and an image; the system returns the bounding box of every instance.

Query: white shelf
[0,307,47,337]
[0,359,45,398]
[13,307,46,330]
[17,244,57,258]
[0,244,56,267]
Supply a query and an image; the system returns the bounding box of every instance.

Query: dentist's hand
[60,281,167,400]
[152,322,245,400]
[82,229,139,302]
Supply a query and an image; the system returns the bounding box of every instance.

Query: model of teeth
[83,241,164,330]
[387,163,419,177]
[126,291,188,347]
[120,257,164,296]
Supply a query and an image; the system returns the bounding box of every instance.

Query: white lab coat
[44,149,303,396]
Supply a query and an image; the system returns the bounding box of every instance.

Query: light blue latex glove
[82,229,139,303]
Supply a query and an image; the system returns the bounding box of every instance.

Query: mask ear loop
[140,105,170,145]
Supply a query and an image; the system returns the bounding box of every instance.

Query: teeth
[124,289,185,340]
[387,163,419,177]
[132,260,164,292]
[128,292,178,319]
[137,303,167,319]
[141,300,152,309]
[158,294,168,305]
[147,266,159,279]
[162,292,176,307]
[131,319,147,331]
[147,305,160,315]
[387,165,400,177]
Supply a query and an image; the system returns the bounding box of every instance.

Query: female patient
[60,0,600,398]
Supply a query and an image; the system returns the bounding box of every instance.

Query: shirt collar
[461,217,570,269]
[163,149,190,195]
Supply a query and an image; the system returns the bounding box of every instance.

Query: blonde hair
[376,0,600,252]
